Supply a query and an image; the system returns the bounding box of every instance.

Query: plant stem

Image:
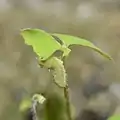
[63,57,72,120]
[64,84,72,120]
[30,98,38,120]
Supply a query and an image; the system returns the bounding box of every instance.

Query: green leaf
[21,28,61,61]
[108,115,120,120]
[52,33,112,60]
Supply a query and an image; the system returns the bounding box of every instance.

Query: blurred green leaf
[108,115,120,120]
[53,33,112,60]
[43,93,66,120]
[21,28,61,61]
[19,97,32,112]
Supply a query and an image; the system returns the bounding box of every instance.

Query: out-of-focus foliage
[108,115,120,120]
[43,92,67,120]
[19,97,32,112]
[0,0,120,120]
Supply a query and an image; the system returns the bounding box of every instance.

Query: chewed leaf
[108,115,120,120]
[21,28,61,61]
[52,33,112,60]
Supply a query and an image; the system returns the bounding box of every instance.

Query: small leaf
[108,115,120,120]
[33,94,46,104]
[52,33,112,60]
[21,28,61,61]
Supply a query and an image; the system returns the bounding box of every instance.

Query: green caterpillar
[51,57,67,88]
[39,57,67,88]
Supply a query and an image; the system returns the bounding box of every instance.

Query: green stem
[62,57,72,120]
[64,85,72,120]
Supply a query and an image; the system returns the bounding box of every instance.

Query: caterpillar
[50,57,67,88]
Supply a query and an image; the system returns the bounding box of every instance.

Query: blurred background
[0,0,120,120]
